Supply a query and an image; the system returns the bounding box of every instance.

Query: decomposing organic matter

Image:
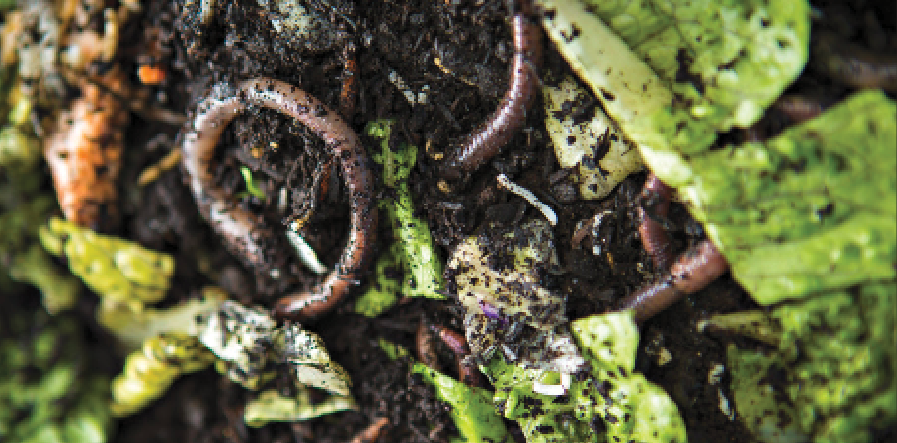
[2,0,895,442]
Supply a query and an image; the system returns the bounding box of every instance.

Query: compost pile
[1,0,895,443]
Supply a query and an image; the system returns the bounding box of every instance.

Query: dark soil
[4,0,896,442]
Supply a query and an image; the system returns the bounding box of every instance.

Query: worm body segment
[772,95,827,124]
[340,44,358,119]
[182,78,377,319]
[431,324,483,387]
[618,240,728,324]
[416,321,440,370]
[637,174,674,272]
[440,1,542,180]
[813,32,897,93]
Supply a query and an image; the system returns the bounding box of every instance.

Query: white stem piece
[287,223,328,275]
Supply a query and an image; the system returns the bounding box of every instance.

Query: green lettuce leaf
[413,363,512,443]
[687,91,896,304]
[363,120,445,303]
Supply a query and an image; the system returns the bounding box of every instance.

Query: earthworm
[416,321,439,370]
[744,95,829,143]
[339,43,358,119]
[771,95,827,124]
[812,32,897,93]
[439,0,542,181]
[637,174,674,271]
[617,240,729,324]
[350,417,390,443]
[181,78,377,319]
[431,324,483,387]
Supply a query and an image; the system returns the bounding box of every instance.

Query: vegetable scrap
[244,389,357,428]
[40,217,174,305]
[198,300,353,396]
[696,91,897,436]
[447,219,568,352]
[43,67,128,230]
[355,119,446,315]
[726,345,809,443]
[543,77,644,201]
[715,280,896,443]
[110,333,216,417]
[413,364,512,443]
[682,90,895,304]
[354,243,403,318]
[196,301,356,425]
[3,0,145,231]
[539,0,811,186]
[96,289,225,351]
[568,312,687,443]
[480,311,687,443]
[285,227,329,275]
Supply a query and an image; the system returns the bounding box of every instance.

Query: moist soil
[4,0,896,442]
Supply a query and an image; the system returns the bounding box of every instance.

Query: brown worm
[813,32,897,93]
[350,417,390,443]
[430,324,483,387]
[771,95,827,124]
[637,174,674,272]
[439,0,542,181]
[181,78,377,319]
[340,43,358,119]
[617,240,729,324]
[744,95,828,143]
[416,321,440,370]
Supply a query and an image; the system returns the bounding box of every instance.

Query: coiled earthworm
[181,78,377,319]
[430,324,483,387]
[637,174,674,272]
[617,240,729,324]
[439,0,542,181]
[812,32,897,93]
